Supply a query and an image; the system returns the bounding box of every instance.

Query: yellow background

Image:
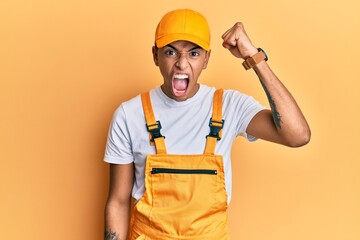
[1,0,359,239]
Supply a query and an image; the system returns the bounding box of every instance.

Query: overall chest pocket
[149,166,218,208]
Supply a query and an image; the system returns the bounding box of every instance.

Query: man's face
[153,40,211,101]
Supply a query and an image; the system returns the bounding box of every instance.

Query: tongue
[173,78,188,91]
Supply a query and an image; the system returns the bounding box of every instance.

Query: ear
[202,50,211,69]
[152,46,159,66]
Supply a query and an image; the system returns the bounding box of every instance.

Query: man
[104,9,310,240]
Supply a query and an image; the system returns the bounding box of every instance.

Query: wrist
[245,47,259,58]
[242,48,268,70]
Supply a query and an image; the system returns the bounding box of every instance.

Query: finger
[223,43,242,58]
[221,28,232,39]
[222,37,237,49]
[224,31,239,46]
[222,41,232,49]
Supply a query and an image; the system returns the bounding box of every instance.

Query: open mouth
[172,73,189,97]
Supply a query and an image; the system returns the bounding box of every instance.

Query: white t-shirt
[104,84,265,203]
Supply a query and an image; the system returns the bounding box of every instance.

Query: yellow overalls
[129,89,230,240]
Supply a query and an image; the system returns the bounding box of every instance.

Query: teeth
[174,74,188,79]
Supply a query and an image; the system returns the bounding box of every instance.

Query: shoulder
[223,89,262,107]
[222,88,265,125]
[116,87,161,118]
[199,84,216,95]
[121,94,141,113]
[223,89,250,100]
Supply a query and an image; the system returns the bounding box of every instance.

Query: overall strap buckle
[146,121,165,142]
[207,118,225,141]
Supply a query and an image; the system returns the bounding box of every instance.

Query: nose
[175,52,189,69]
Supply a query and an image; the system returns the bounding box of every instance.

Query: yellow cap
[155,9,211,51]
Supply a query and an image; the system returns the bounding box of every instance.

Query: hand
[222,22,258,59]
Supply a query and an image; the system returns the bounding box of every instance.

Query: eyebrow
[166,44,203,51]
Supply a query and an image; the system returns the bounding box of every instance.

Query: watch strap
[242,48,268,70]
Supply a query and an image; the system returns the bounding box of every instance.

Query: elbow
[286,127,311,148]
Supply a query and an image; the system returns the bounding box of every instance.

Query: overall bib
[129,89,230,240]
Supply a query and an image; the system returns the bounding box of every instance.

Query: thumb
[222,41,231,49]
[222,40,236,49]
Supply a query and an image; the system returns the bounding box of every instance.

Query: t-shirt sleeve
[224,90,265,142]
[104,105,134,164]
[237,96,265,141]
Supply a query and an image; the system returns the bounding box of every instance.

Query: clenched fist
[222,22,258,59]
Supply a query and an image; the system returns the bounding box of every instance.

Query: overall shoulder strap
[204,89,224,155]
[141,91,167,154]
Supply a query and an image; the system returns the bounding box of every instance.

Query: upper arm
[107,163,134,204]
[246,109,310,147]
[246,109,286,145]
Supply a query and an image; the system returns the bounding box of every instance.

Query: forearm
[253,61,311,146]
[104,199,131,240]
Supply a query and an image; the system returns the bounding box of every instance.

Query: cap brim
[156,33,210,51]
